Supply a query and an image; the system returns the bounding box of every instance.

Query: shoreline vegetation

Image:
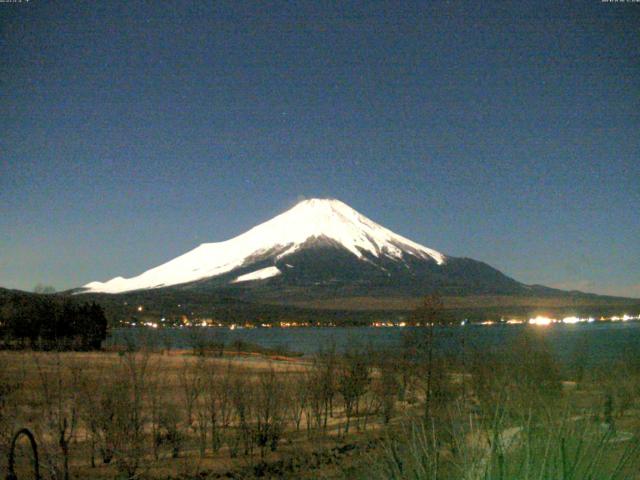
[2,285,638,331]
[1,293,640,478]
[2,325,640,478]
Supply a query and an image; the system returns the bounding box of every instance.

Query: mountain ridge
[74,199,639,317]
[80,198,447,294]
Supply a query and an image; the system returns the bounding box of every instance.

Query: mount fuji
[80,198,529,299]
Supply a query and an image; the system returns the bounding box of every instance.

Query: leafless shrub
[109,349,152,479]
[372,352,400,425]
[406,294,457,421]
[76,360,115,468]
[178,357,204,433]
[254,367,286,458]
[303,368,324,436]
[229,369,256,458]
[0,352,25,474]
[33,353,79,480]
[394,346,418,404]
[310,345,338,432]
[287,371,308,432]
[337,346,371,434]
[205,361,233,453]
[156,402,184,459]
[470,329,561,424]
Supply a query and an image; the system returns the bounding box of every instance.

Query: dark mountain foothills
[1,277,638,332]
[185,242,529,298]
[69,242,637,325]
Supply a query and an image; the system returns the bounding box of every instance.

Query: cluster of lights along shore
[121,307,640,329]
[479,314,640,326]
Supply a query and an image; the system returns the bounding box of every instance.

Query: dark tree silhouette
[0,292,108,350]
[406,294,454,421]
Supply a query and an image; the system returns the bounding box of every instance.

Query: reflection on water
[107,322,640,366]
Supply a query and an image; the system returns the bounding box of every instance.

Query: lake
[107,321,640,366]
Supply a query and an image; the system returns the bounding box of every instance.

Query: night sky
[1,1,638,296]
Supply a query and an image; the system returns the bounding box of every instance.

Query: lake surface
[107,321,640,366]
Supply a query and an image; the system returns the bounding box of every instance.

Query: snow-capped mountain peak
[267,198,445,263]
[81,198,445,294]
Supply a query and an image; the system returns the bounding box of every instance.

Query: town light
[529,316,553,326]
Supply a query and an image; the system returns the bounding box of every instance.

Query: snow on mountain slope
[231,266,281,283]
[81,198,446,293]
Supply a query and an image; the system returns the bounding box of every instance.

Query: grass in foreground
[1,329,640,479]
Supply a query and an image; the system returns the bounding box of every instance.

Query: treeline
[0,291,107,350]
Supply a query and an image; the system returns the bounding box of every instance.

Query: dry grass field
[2,329,640,479]
[0,347,418,479]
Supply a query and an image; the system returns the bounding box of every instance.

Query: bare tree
[111,349,152,479]
[254,367,286,458]
[230,369,255,458]
[76,361,112,468]
[33,353,79,480]
[33,284,56,294]
[313,344,337,431]
[156,402,183,459]
[0,352,24,469]
[304,369,324,436]
[407,294,452,421]
[373,352,400,425]
[337,347,370,434]
[206,361,234,453]
[287,371,308,432]
[178,357,204,433]
[195,399,210,458]
[148,357,167,461]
